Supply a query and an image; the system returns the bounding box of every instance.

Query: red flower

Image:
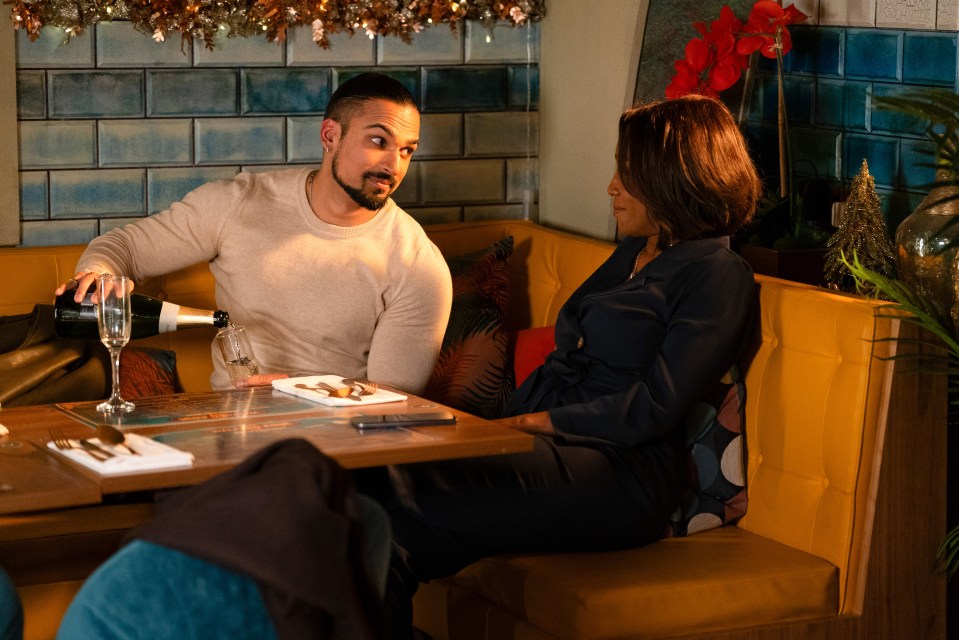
[666,1,808,98]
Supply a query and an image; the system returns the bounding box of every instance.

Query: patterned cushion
[425,237,515,419]
[667,370,747,537]
[119,347,182,399]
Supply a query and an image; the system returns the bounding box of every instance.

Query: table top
[0,386,533,515]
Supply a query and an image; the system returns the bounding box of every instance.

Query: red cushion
[513,325,555,387]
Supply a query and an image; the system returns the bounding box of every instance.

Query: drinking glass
[96,274,135,414]
[216,325,260,387]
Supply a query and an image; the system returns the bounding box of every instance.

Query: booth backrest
[742,276,895,614]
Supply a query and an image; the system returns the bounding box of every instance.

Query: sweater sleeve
[549,255,755,448]
[366,242,453,395]
[75,177,245,281]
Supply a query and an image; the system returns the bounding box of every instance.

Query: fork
[342,378,378,396]
[311,381,363,402]
[49,427,109,461]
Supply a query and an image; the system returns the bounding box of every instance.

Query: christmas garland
[7,0,545,49]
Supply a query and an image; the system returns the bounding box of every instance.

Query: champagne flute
[96,274,135,414]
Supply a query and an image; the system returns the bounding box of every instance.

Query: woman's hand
[496,411,555,436]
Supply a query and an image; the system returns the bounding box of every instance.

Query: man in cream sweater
[56,73,452,393]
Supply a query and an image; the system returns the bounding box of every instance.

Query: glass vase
[895,169,959,334]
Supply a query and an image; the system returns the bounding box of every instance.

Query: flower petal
[709,62,742,92]
[685,37,713,71]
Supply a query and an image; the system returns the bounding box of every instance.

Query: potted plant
[666,1,833,285]
[845,87,959,579]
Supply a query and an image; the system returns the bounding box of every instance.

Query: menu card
[272,375,407,407]
[47,433,194,476]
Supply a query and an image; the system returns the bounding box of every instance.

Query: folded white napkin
[47,433,194,476]
[272,375,407,407]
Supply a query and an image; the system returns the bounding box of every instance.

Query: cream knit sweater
[77,168,453,392]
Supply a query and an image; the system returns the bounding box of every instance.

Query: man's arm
[365,246,452,395]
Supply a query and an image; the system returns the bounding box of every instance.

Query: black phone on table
[350,411,457,430]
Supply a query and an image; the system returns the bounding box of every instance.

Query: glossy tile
[419,159,504,203]
[48,71,144,118]
[507,158,538,203]
[195,118,286,165]
[789,27,842,76]
[99,217,144,234]
[465,112,538,156]
[876,0,936,29]
[287,26,376,66]
[21,220,98,247]
[391,161,419,206]
[194,32,284,66]
[464,203,530,221]
[287,117,325,163]
[814,79,868,130]
[760,75,813,125]
[19,121,97,169]
[334,68,420,105]
[406,206,463,225]
[424,67,507,112]
[902,32,957,86]
[845,30,901,81]
[148,70,238,116]
[417,114,463,158]
[19,172,48,220]
[789,127,842,180]
[465,21,540,63]
[508,65,539,110]
[16,71,45,118]
[242,68,331,114]
[16,28,94,68]
[870,83,926,136]
[148,167,239,213]
[378,24,462,64]
[900,138,938,189]
[844,134,899,187]
[50,169,146,218]
[96,22,192,67]
[99,119,193,167]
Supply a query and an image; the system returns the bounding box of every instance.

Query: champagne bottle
[54,290,230,340]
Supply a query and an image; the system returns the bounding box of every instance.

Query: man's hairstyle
[616,95,761,246]
[325,73,419,130]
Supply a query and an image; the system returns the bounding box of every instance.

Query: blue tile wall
[148,70,239,116]
[14,21,539,246]
[242,68,331,114]
[48,71,144,118]
[902,32,957,86]
[424,67,508,111]
[50,169,145,218]
[16,72,45,119]
[741,24,959,231]
[845,30,902,81]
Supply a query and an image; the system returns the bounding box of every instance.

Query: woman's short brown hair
[616,95,761,245]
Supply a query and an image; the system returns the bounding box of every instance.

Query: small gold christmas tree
[824,159,896,292]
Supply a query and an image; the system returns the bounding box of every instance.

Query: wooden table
[0,386,533,516]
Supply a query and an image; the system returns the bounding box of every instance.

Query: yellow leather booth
[0,220,948,639]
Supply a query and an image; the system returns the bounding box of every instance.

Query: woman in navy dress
[358,95,763,638]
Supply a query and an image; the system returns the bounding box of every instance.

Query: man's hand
[55,272,133,303]
[496,411,555,436]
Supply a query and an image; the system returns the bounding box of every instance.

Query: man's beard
[331,152,396,211]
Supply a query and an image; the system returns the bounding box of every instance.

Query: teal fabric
[56,540,278,640]
[0,567,23,640]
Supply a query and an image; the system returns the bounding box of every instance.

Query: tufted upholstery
[1,221,947,640]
